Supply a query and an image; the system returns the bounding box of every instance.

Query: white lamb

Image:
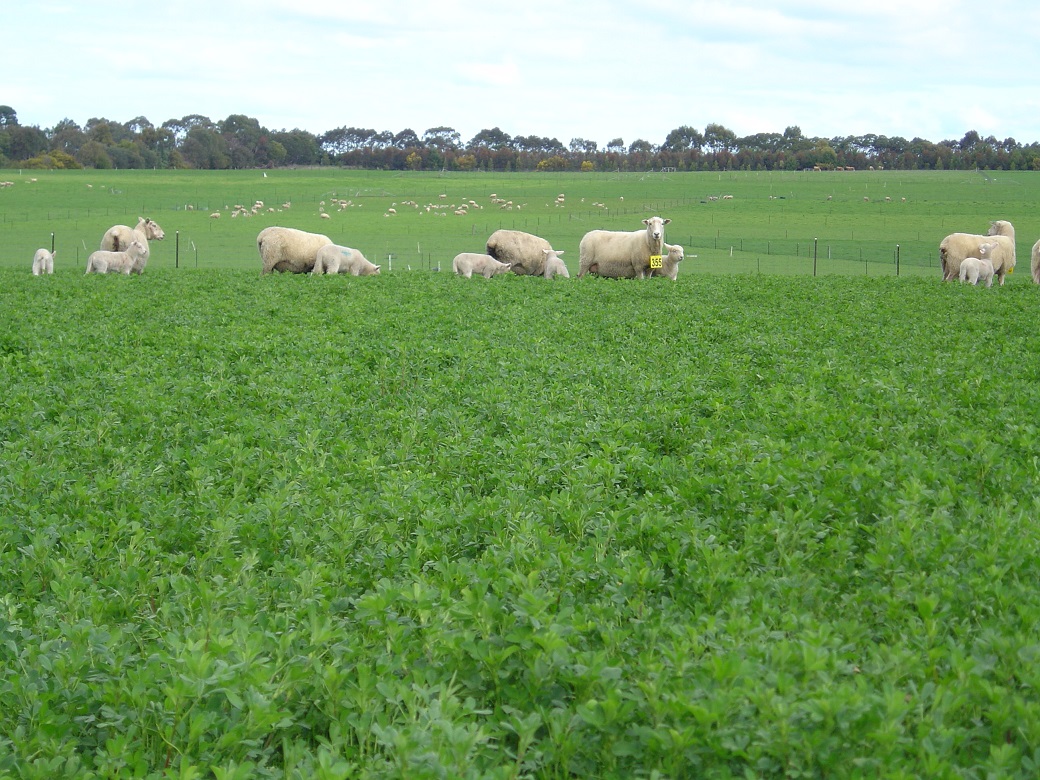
[542,249,569,279]
[959,254,995,287]
[101,216,165,271]
[257,226,333,274]
[312,244,381,276]
[939,220,1016,285]
[578,216,671,279]
[485,229,554,275]
[648,243,687,280]
[452,252,512,278]
[1031,238,1040,284]
[32,248,55,275]
[85,241,147,275]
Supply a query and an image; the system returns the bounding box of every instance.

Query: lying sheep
[542,249,569,279]
[648,243,687,280]
[32,248,54,275]
[939,220,1016,285]
[312,243,380,276]
[452,252,512,278]
[85,241,147,275]
[959,253,995,287]
[486,229,554,275]
[578,216,670,279]
[101,216,165,268]
[257,226,333,274]
[1031,238,1040,284]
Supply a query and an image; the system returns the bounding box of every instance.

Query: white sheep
[1031,238,1040,284]
[577,216,671,279]
[452,252,512,278]
[312,244,381,276]
[32,248,55,275]
[648,243,687,280]
[485,229,555,276]
[101,216,165,269]
[542,249,569,279]
[939,220,1016,285]
[85,241,147,275]
[257,226,333,274]
[959,253,995,287]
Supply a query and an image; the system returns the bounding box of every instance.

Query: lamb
[452,252,512,278]
[32,248,54,275]
[577,216,670,279]
[648,243,687,280]
[85,241,147,275]
[939,220,1016,285]
[101,216,165,269]
[959,252,995,288]
[485,229,554,275]
[312,244,381,276]
[257,226,333,274]
[1031,238,1040,284]
[542,249,569,279]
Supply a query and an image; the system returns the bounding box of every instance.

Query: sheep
[32,248,55,275]
[452,252,512,279]
[648,243,687,280]
[101,216,165,267]
[485,229,555,276]
[257,226,333,274]
[1031,238,1040,284]
[577,216,671,279]
[939,220,1016,285]
[312,243,381,276]
[85,241,147,275]
[959,253,995,288]
[542,249,569,279]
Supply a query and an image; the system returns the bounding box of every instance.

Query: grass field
[2,168,1040,277]
[3,171,1040,777]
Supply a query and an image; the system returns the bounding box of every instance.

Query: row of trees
[2,105,1039,173]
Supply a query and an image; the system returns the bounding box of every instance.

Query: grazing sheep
[101,216,165,267]
[577,216,670,279]
[312,244,381,276]
[31,248,54,275]
[648,243,687,280]
[1031,238,1040,284]
[542,249,569,279]
[85,241,147,275]
[257,226,333,274]
[485,229,554,275]
[452,252,512,278]
[939,220,1016,285]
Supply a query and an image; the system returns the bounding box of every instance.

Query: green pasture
[2,168,1039,277]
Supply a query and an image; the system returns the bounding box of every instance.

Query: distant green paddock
[2,168,1039,278]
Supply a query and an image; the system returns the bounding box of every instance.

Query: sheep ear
[556,250,564,255]
[663,219,671,225]
[642,218,650,226]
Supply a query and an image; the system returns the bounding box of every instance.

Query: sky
[6,0,1040,148]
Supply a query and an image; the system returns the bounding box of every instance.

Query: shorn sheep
[32,248,54,275]
[485,229,554,275]
[542,249,569,279]
[939,220,1016,285]
[578,216,671,279]
[101,216,165,271]
[452,252,512,279]
[85,241,147,275]
[257,226,333,274]
[312,244,381,276]
[1031,238,1040,284]
[648,243,687,280]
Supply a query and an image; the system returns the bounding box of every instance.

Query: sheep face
[141,217,165,241]
[643,216,671,244]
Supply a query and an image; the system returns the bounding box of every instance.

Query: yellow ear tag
[649,254,663,269]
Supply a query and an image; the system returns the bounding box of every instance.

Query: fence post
[175,231,180,268]
[813,237,818,276]
[51,232,55,253]
[896,244,900,276]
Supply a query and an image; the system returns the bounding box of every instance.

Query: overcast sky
[6,1,1040,148]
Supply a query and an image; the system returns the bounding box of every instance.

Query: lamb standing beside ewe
[959,253,995,288]
[85,241,147,275]
[939,220,1016,285]
[32,248,54,275]
[257,226,333,274]
[452,252,512,278]
[1031,238,1040,284]
[542,249,569,279]
[101,216,165,271]
[312,244,381,276]
[485,229,554,275]
[578,216,670,279]
[648,243,687,280]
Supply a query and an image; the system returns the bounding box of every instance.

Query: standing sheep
[312,244,381,276]
[101,216,165,269]
[85,241,147,275]
[959,253,995,287]
[939,220,1016,285]
[542,249,569,279]
[31,248,54,275]
[486,229,554,275]
[452,252,512,278]
[1031,238,1040,284]
[648,243,687,280]
[578,216,670,279]
[257,226,333,274]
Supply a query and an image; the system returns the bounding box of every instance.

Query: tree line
[2,105,1038,173]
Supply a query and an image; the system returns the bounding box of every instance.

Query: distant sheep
[939,220,1016,285]
[542,249,569,279]
[32,248,54,275]
[312,244,381,276]
[577,216,670,279]
[648,243,687,280]
[452,252,512,278]
[486,229,554,275]
[85,241,147,275]
[101,216,165,269]
[257,226,333,274]
[1031,238,1040,284]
